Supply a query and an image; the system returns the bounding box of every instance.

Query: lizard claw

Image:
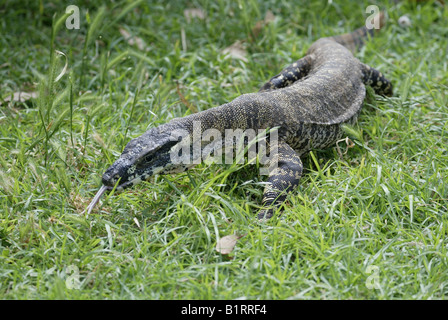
[257,208,274,222]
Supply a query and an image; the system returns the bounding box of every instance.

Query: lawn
[0,0,447,299]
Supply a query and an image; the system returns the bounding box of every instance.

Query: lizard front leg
[258,140,303,220]
[360,63,393,96]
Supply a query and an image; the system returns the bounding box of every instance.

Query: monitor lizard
[86,12,393,220]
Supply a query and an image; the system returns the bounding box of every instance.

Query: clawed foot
[257,208,274,221]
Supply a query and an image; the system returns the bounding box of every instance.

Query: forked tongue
[85,185,109,214]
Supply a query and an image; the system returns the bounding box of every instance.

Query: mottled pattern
[258,140,303,219]
[101,15,393,220]
[361,63,393,96]
[259,55,313,92]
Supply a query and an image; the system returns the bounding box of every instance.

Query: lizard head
[101,124,191,191]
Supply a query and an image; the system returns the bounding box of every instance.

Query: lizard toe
[257,208,274,221]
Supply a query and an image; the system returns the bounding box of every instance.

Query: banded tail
[329,11,386,52]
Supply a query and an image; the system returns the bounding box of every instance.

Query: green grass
[1,0,447,299]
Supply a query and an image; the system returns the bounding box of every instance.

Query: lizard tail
[329,11,386,53]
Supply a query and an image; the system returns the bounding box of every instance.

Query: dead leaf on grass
[336,137,355,159]
[184,8,206,23]
[264,10,275,23]
[222,40,248,62]
[119,28,146,51]
[54,50,68,82]
[216,234,245,255]
[251,10,276,40]
[133,217,141,229]
[1,91,38,106]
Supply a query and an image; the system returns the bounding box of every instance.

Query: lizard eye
[136,154,155,169]
[135,140,179,169]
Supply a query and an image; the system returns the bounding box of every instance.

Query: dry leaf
[251,10,275,40]
[1,91,38,106]
[264,10,275,23]
[222,41,248,62]
[54,50,68,82]
[336,137,355,159]
[119,28,146,51]
[133,217,141,229]
[216,234,239,255]
[184,8,205,23]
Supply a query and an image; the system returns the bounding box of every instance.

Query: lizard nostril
[101,175,109,186]
[102,171,114,186]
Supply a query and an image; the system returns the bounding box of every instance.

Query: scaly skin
[96,14,393,220]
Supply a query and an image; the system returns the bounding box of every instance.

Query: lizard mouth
[102,172,136,190]
[108,179,135,191]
